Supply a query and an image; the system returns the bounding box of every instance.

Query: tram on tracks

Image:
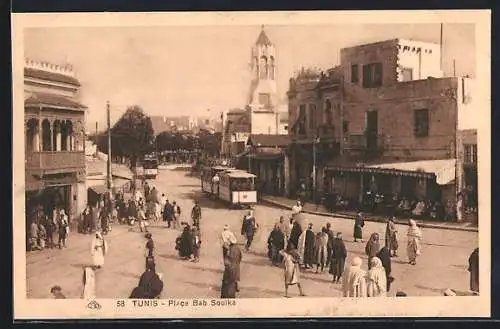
[200,166,257,207]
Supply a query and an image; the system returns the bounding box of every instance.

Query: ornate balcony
[27,151,85,176]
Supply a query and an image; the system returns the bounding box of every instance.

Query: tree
[110,105,154,167]
[197,130,222,157]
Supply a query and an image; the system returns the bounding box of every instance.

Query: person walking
[353,212,365,242]
[220,257,238,298]
[172,201,182,230]
[342,257,367,298]
[267,223,285,266]
[385,217,398,257]
[278,216,291,250]
[29,220,40,251]
[376,245,393,292]
[325,223,335,268]
[191,226,202,263]
[82,266,96,300]
[241,210,257,251]
[365,233,381,269]
[366,257,387,297]
[179,224,194,260]
[220,224,237,259]
[91,232,108,269]
[44,215,56,248]
[315,227,329,273]
[163,200,173,228]
[298,223,315,269]
[145,233,155,270]
[329,232,347,283]
[279,246,305,298]
[38,222,47,249]
[226,235,242,293]
[58,210,69,249]
[468,247,479,295]
[407,219,422,265]
[130,262,164,299]
[191,201,202,228]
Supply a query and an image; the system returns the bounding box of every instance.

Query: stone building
[288,38,478,221]
[24,58,87,232]
[287,66,343,200]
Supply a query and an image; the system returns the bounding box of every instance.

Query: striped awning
[326,159,456,185]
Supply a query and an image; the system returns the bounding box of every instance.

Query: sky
[24,23,475,131]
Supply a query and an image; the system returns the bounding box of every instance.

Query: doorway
[365,110,378,152]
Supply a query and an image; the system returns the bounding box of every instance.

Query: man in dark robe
[325,222,335,267]
[221,258,237,298]
[179,224,193,259]
[145,233,155,270]
[267,224,285,265]
[329,232,347,283]
[191,201,202,228]
[303,223,315,269]
[128,199,137,222]
[226,237,242,292]
[376,245,393,291]
[241,210,257,251]
[468,247,479,294]
[288,221,302,251]
[163,200,174,228]
[144,182,150,201]
[130,262,164,299]
[353,212,365,242]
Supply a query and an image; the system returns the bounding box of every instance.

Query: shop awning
[249,152,283,161]
[326,159,456,185]
[88,185,108,195]
[113,178,131,188]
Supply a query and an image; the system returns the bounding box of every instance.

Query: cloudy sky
[24,23,475,131]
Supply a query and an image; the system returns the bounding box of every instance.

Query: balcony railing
[27,151,85,175]
[345,133,385,151]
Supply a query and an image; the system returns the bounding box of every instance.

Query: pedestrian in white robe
[91,232,108,268]
[82,266,96,299]
[342,256,367,297]
[366,257,387,297]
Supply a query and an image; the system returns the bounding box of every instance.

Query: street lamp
[312,135,320,204]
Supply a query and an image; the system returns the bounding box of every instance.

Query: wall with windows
[287,80,320,139]
[343,77,459,161]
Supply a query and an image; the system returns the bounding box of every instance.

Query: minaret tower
[248,25,277,112]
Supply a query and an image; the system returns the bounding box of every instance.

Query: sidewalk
[261,195,478,233]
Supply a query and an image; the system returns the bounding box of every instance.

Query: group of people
[28,206,70,251]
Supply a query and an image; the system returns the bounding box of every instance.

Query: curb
[261,198,478,233]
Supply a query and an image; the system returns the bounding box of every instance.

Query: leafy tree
[110,105,154,167]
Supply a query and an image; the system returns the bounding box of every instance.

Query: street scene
[21,18,482,302]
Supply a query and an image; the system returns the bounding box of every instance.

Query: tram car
[201,165,234,196]
[218,170,257,206]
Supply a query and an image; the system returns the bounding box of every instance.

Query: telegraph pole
[106,101,113,191]
[95,121,99,156]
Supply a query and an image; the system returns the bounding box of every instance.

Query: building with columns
[24,58,87,235]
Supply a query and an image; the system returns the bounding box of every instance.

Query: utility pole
[95,121,99,156]
[440,23,443,71]
[312,135,319,204]
[453,59,456,77]
[106,101,113,191]
[220,111,224,160]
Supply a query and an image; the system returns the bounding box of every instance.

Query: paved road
[26,168,478,298]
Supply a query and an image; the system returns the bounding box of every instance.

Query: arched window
[269,56,275,80]
[26,119,38,151]
[42,119,51,151]
[53,120,61,151]
[254,56,259,78]
[61,120,73,151]
[324,99,333,125]
[260,56,267,79]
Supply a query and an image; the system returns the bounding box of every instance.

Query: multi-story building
[288,39,478,221]
[24,58,87,232]
[287,66,343,199]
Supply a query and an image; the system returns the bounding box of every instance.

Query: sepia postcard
[12,10,491,319]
